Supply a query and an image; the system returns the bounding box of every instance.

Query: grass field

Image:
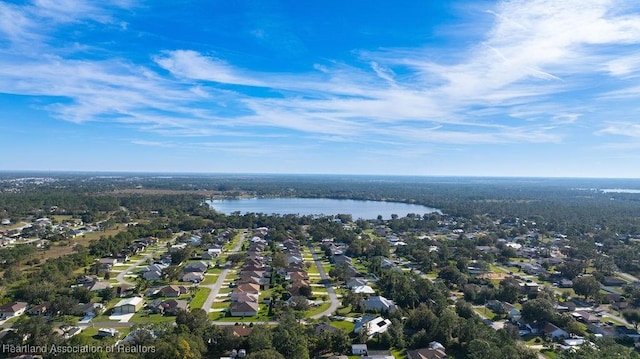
[201,274,219,285]
[305,302,330,318]
[190,287,211,308]
[129,312,176,323]
[330,320,355,332]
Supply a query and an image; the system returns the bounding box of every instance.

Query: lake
[206,197,439,219]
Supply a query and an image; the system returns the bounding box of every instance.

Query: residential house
[236,283,260,294]
[346,277,368,289]
[143,270,163,281]
[363,352,395,359]
[611,301,629,311]
[112,297,144,314]
[97,257,118,268]
[238,276,267,287]
[353,316,392,338]
[230,301,259,317]
[240,270,266,279]
[170,243,188,253]
[559,278,573,288]
[182,272,204,283]
[87,281,111,292]
[158,285,189,297]
[0,302,28,320]
[288,280,310,296]
[543,322,569,339]
[156,299,189,316]
[362,296,396,312]
[315,323,339,335]
[242,264,266,272]
[521,263,545,275]
[97,328,118,337]
[500,302,522,322]
[230,291,258,303]
[201,252,217,260]
[286,271,308,281]
[572,311,599,324]
[183,261,208,273]
[603,277,626,287]
[332,254,353,266]
[407,342,447,359]
[520,281,540,294]
[75,302,104,317]
[27,302,51,316]
[287,254,304,265]
[352,285,376,295]
[230,326,253,337]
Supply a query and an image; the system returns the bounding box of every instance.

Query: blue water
[207,197,439,220]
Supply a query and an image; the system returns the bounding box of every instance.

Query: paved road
[200,232,246,314]
[115,237,176,286]
[307,243,340,319]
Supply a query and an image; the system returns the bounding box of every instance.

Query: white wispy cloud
[597,122,640,138]
[1,0,640,150]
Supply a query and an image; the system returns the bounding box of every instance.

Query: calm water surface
[207,197,439,219]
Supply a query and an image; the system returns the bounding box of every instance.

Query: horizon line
[0,170,639,181]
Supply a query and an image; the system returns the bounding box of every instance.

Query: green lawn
[523,334,544,345]
[129,312,176,323]
[201,274,219,285]
[474,307,497,319]
[391,348,407,359]
[305,302,331,318]
[540,349,558,359]
[190,287,211,308]
[602,315,628,326]
[212,301,229,309]
[330,320,355,332]
[219,287,233,294]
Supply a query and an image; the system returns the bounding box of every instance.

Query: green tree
[438,265,467,288]
[100,287,116,302]
[247,325,273,352]
[573,276,600,300]
[557,260,586,280]
[467,339,502,359]
[521,298,555,324]
[455,300,476,319]
[622,309,640,331]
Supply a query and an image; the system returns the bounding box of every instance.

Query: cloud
[597,122,640,138]
[1,0,640,151]
[155,50,264,87]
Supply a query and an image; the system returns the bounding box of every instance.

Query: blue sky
[2,0,640,177]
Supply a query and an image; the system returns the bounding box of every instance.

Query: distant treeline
[3,174,640,236]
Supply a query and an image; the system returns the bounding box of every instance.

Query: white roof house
[354,316,392,338]
[352,285,375,294]
[113,297,144,314]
